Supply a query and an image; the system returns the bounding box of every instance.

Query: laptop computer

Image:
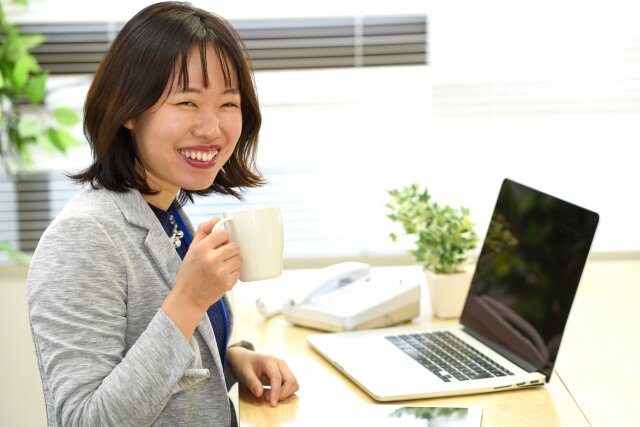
[307,178,599,401]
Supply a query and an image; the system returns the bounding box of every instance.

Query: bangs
[171,41,237,92]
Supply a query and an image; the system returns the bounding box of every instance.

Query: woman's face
[125,44,242,206]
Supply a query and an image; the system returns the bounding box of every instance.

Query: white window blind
[415,0,640,255]
[1,11,429,265]
[4,1,640,266]
[184,65,432,263]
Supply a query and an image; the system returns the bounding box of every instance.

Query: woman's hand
[227,347,299,407]
[162,217,241,340]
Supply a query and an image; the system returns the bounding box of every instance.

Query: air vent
[19,15,427,74]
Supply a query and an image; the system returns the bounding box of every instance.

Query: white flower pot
[425,270,472,319]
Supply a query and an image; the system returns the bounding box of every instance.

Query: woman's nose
[193,111,221,138]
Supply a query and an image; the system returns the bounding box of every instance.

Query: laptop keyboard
[386,331,514,382]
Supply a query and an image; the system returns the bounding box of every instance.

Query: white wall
[422,0,640,253]
[0,268,46,426]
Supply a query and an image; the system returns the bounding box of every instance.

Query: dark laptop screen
[460,179,599,380]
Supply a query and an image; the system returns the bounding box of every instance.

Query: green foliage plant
[0,0,82,264]
[386,183,479,274]
[0,0,81,170]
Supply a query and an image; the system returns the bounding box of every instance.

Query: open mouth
[178,149,219,162]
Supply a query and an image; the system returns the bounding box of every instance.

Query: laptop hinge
[462,326,543,376]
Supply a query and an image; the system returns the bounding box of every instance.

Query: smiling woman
[122,44,244,208]
[26,3,298,426]
[73,3,263,204]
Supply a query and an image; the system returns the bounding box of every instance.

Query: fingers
[263,371,282,407]
[192,216,218,242]
[246,375,266,399]
[270,359,299,405]
[193,217,231,248]
[199,218,241,276]
[227,348,299,407]
[257,359,299,407]
[175,217,241,308]
[204,245,241,291]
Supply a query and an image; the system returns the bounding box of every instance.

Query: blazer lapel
[109,190,223,367]
[110,190,182,290]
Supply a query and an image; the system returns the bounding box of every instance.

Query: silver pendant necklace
[168,214,184,248]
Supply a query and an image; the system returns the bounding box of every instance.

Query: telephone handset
[278,262,421,332]
[255,262,372,318]
[294,261,372,304]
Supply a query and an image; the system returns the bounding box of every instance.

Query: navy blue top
[148,202,230,367]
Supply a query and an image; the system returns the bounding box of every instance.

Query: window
[3,1,639,266]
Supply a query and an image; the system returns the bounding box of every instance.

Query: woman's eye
[178,101,195,107]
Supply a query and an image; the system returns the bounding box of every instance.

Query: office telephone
[262,262,421,332]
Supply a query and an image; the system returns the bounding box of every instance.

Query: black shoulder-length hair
[71,1,264,204]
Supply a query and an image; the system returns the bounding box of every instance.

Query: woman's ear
[123,118,134,130]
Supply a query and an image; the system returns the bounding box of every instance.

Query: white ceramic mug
[214,205,284,282]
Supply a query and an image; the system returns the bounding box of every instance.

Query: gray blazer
[27,187,246,426]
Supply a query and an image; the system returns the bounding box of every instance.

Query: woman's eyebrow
[176,87,240,95]
[177,87,201,94]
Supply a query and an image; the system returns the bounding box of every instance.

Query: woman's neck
[138,166,179,210]
[143,190,178,211]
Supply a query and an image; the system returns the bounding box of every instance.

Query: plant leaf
[25,73,47,103]
[53,107,81,126]
[57,128,82,148]
[36,132,57,155]
[0,63,13,89]
[17,116,40,139]
[16,136,33,163]
[11,54,31,90]
[48,127,82,152]
[3,26,26,62]
[23,53,41,73]
[20,34,47,50]
[47,128,66,152]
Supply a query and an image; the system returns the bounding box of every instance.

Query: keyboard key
[386,331,514,382]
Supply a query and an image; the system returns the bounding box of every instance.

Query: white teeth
[180,150,218,162]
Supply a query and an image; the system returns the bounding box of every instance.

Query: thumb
[240,370,265,398]
[192,216,220,243]
[248,379,265,398]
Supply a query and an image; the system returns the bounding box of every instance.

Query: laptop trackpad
[309,333,442,398]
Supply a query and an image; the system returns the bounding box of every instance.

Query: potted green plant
[1,0,81,169]
[1,0,81,264]
[386,183,479,318]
